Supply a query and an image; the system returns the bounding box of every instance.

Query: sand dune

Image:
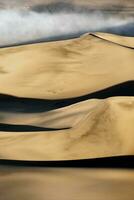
[0,32,134,161]
[0,2,134,199]
[0,167,134,200]
[0,33,134,99]
[94,32,134,48]
[0,97,134,160]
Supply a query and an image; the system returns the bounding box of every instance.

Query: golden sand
[0,168,134,200]
[0,33,134,161]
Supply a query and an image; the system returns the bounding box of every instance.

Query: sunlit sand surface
[0,1,134,199]
[0,32,133,161]
[0,33,133,99]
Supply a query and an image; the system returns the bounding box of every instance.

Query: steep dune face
[0,33,134,161]
[94,32,134,48]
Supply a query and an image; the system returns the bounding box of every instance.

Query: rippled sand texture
[0,33,134,161]
[0,168,134,200]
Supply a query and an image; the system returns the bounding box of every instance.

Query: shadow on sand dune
[0,156,133,168]
[0,123,70,132]
[0,81,134,113]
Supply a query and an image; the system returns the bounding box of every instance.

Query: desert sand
[0,32,134,161]
[0,32,134,99]
[0,167,134,200]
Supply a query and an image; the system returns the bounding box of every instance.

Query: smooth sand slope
[0,32,134,161]
[0,33,134,99]
[0,168,134,200]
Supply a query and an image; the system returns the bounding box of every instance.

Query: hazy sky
[0,0,133,46]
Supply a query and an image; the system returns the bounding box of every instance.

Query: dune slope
[0,32,134,99]
[0,32,134,161]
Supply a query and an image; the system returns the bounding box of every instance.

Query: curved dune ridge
[0,32,134,161]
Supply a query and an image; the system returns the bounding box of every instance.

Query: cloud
[0,9,133,47]
[31,2,130,13]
